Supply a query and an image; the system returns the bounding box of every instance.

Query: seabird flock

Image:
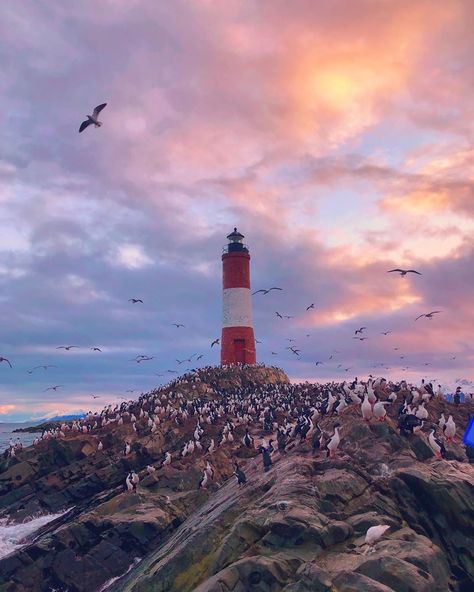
[5,363,467,560]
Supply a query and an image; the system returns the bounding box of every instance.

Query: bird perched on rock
[325,423,341,457]
[162,451,172,468]
[259,445,273,472]
[97,441,103,451]
[428,429,446,459]
[233,462,247,486]
[373,400,390,421]
[364,524,390,553]
[361,394,373,422]
[146,465,156,474]
[79,103,107,133]
[415,402,428,420]
[444,415,456,441]
[242,428,254,448]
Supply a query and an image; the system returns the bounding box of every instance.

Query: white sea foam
[0,510,69,559]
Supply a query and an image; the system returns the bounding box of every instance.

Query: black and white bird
[233,462,247,486]
[79,103,107,133]
[428,428,446,459]
[242,428,254,448]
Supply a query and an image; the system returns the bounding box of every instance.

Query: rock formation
[0,366,472,592]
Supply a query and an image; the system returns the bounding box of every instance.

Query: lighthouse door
[234,339,245,363]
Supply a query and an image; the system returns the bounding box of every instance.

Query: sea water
[0,511,69,559]
[0,423,37,451]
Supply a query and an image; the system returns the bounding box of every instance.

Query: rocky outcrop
[0,368,472,592]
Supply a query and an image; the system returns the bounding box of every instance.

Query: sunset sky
[1,1,473,421]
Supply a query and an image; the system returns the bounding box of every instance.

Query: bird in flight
[211,339,220,348]
[154,373,164,377]
[354,327,367,335]
[353,337,368,341]
[45,385,64,391]
[252,287,283,295]
[255,339,262,344]
[415,311,442,321]
[128,298,143,304]
[33,365,57,371]
[172,323,185,328]
[381,331,392,336]
[289,347,300,355]
[167,370,178,373]
[196,354,203,360]
[91,395,100,399]
[387,269,421,277]
[284,315,293,319]
[132,356,154,363]
[306,303,315,310]
[56,345,79,351]
[286,338,296,342]
[315,361,323,366]
[275,312,283,319]
[79,103,107,133]
[271,351,278,355]
[91,347,102,352]
[0,356,12,368]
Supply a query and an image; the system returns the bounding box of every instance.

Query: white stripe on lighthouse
[222,288,253,328]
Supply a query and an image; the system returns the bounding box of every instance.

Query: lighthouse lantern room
[221,228,256,365]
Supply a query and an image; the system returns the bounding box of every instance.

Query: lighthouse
[221,228,256,365]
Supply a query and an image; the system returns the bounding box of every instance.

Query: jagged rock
[1,368,472,592]
[194,555,302,592]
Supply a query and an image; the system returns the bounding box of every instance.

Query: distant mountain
[34,412,86,423]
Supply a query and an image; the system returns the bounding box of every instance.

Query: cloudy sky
[1,0,473,421]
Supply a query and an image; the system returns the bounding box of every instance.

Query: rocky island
[0,366,473,592]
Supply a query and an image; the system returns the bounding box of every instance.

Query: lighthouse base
[221,326,256,365]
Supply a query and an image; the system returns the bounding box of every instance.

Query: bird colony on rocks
[0,364,473,592]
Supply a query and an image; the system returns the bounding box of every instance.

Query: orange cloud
[0,404,16,414]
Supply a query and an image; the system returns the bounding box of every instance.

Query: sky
[1,0,474,421]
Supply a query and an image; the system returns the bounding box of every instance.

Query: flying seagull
[252,287,283,295]
[211,339,220,347]
[128,299,143,304]
[354,327,367,335]
[381,331,392,335]
[415,311,442,321]
[172,323,185,328]
[387,269,421,276]
[33,365,57,371]
[306,303,315,310]
[0,356,12,368]
[353,337,368,341]
[275,312,283,319]
[91,347,102,352]
[45,385,64,391]
[79,103,107,133]
[196,354,204,360]
[91,395,100,399]
[56,345,79,351]
[315,361,323,366]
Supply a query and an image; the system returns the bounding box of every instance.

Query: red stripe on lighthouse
[222,252,250,289]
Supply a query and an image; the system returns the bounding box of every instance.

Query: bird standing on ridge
[79,103,107,133]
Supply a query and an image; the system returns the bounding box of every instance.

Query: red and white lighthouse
[221,228,256,365]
